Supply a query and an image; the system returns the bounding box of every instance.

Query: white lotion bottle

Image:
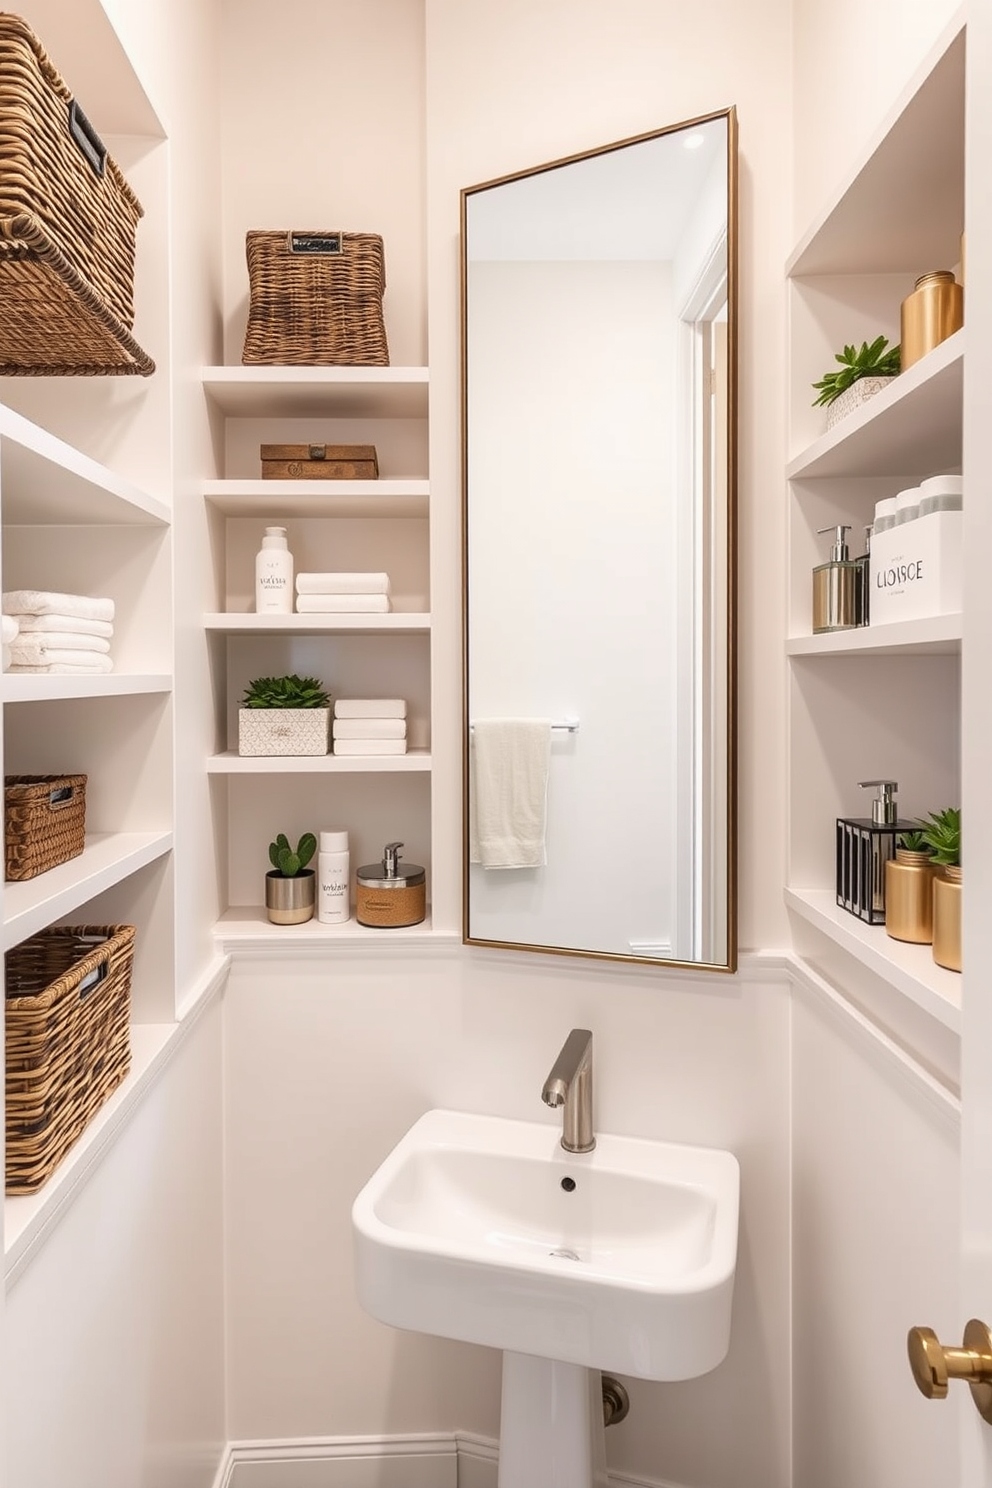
[317,830,350,924]
[255,526,293,613]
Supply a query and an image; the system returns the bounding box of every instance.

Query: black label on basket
[68,100,107,179]
[290,233,343,256]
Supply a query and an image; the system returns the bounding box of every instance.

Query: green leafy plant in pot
[265,831,317,925]
[884,829,936,946]
[812,335,901,428]
[919,807,961,972]
[238,674,332,757]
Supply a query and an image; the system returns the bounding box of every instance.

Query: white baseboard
[212,1433,687,1488]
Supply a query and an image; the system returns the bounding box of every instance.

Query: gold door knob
[908,1320,992,1423]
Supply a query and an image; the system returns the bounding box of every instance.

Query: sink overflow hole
[550,1247,581,1261]
[560,1176,576,1192]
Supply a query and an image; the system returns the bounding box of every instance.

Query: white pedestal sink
[351,1109,740,1488]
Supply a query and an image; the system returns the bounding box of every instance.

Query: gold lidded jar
[884,848,935,944]
[932,863,962,972]
[900,270,963,371]
[356,840,426,928]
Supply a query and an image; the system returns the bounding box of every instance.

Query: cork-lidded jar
[356,840,426,928]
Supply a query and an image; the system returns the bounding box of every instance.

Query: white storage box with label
[238,708,330,756]
[869,475,962,625]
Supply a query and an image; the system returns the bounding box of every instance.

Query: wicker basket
[242,230,389,366]
[5,773,87,881]
[5,923,135,1195]
[0,13,154,376]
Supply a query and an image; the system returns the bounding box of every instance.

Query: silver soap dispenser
[813,524,859,633]
[836,779,917,924]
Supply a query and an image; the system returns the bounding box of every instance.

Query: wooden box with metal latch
[260,443,379,480]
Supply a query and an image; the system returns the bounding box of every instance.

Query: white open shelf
[201,366,430,419]
[787,329,963,480]
[202,479,429,519]
[0,402,170,526]
[0,673,172,702]
[205,612,430,634]
[213,905,448,952]
[2,831,173,951]
[787,612,961,657]
[207,749,431,774]
[785,888,961,1033]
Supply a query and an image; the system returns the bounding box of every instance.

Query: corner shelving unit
[201,364,434,939]
[785,12,965,1034]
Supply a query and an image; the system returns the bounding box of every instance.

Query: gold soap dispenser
[813,524,859,633]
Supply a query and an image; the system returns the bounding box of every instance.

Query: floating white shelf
[201,479,429,519]
[0,673,172,703]
[207,749,431,774]
[787,613,961,657]
[204,612,430,634]
[201,366,430,419]
[787,330,963,481]
[785,887,961,1033]
[786,15,965,277]
[0,402,170,526]
[2,831,173,951]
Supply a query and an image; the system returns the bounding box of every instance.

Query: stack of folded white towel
[333,698,407,756]
[295,572,391,614]
[2,591,115,673]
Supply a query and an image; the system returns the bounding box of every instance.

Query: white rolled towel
[10,633,111,662]
[14,612,114,639]
[296,572,390,595]
[333,738,407,756]
[1,615,18,644]
[3,590,115,622]
[334,699,407,719]
[7,651,113,673]
[295,593,390,614]
[332,717,407,740]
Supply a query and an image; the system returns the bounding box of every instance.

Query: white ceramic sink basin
[352,1108,740,1381]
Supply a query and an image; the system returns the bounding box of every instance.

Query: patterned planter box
[238,708,330,757]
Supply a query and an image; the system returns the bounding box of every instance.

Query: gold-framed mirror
[461,107,737,973]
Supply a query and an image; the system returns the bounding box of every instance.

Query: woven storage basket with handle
[242,230,389,366]
[0,13,154,375]
[5,923,135,1195]
[5,773,86,881]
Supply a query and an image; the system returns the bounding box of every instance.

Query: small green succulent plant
[811,335,901,407]
[268,832,317,877]
[896,829,932,854]
[917,807,960,868]
[241,674,330,709]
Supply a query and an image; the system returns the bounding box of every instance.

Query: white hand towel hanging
[469,719,552,869]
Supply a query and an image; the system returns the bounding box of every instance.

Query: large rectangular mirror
[461,108,737,972]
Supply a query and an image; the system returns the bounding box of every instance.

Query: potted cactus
[812,335,901,429]
[265,831,317,924]
[919,807,961,972]
[238,673,331,757]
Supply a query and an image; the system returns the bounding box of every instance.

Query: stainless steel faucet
[542,1028,595,1152]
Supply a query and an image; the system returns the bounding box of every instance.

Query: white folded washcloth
[332,718,407,740]
[335,698,407,719]
[296,572,390,595]
[8,656,114,674]
[333,738,408,756]
[295,594,390,614]
[1,615,18,644]
[469,719,552,869]
[14,612,114,639]
[10,633,111,662]
[3,590,115,622]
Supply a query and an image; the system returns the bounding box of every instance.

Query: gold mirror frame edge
[459,105,739,977]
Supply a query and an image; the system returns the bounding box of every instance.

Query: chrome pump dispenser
[836,779,917,924]
[813,524,859,633]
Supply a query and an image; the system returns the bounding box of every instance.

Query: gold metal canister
[884,849,935,943]
[932,864,961,972]
[900,270,963,370]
